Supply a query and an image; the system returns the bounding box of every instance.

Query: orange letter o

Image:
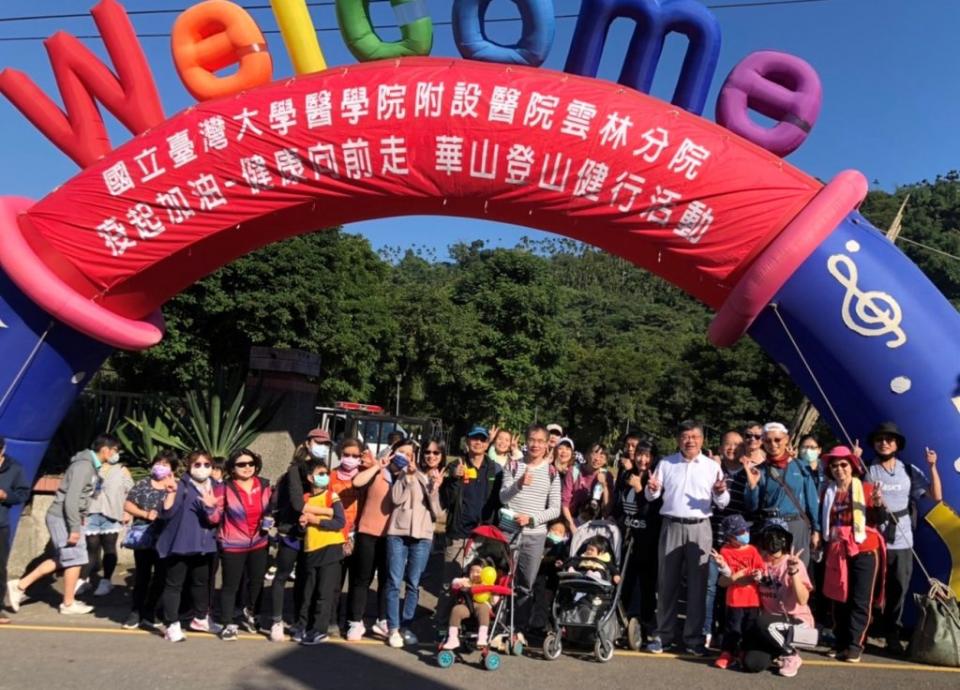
[172,0,273,101]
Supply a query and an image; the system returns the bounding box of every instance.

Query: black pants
[299,545,344,633]
[83,532,119,580]
[348,533,388,623]
[833,550,879,654]
[162,553,212,625]
[530,561,559,631]
[623,533,659,635]
[131,548,165,622]
[881,548,912,644]
[0,526,9,603]
[722,606,759,653]
[220,547,269,626]
[271,540,307,624]
[742,612,798,672]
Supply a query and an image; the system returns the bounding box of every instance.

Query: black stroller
[542,519,631,662]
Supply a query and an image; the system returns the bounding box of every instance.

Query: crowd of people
[0,418,945,676]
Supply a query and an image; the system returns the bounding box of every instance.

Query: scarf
[769,452,791,470]
[821,478,866,544]
[336,467,359,482]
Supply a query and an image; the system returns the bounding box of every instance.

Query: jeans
[703,557,720,637]
[385,535,432,631]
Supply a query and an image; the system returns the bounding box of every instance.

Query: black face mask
[876,451,896,461]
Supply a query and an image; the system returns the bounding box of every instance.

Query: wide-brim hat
[821,445,865,477]
[867,421,906,451]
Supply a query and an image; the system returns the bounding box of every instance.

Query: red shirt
[720,543,765,608]
[238,482,263,538]
[830,485,882,552]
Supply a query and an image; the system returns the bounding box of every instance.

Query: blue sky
[0,0,956,258]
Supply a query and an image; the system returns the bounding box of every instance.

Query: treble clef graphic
[827,254,906,348]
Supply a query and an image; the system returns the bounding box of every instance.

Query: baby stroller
[436,525,522,671]
[543,519,630,663]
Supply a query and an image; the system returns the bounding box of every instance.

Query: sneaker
[779,653,802,677]
[122,612,140,630]
[685,644,710,657]
[290,625,305,643]
[6,580,24,613]
[240,608,258,633]
[714,651,733,669]
[400,629,419,646]
[93,580,113,597]
[59,601,94,615]
[346,621,366,641]
[646,638,664,654]
[220,624,239,641]
[826,648,840,659]
[164,621,186,642]
[371,618,390,639]
[388,630,404,648]
[269,622,286,642]
[140,619,161,631]
[300,630,328,645]
[264,566,277,583]
[189,616,223,635]
[704,633,713,649]
[73,578,89,597]
[844,649,862,664]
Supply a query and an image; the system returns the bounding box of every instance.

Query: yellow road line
[613,649,960,673]
[0,624,380,644]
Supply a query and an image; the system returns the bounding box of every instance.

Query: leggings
[83,532,119,581]
[348,533,388,623]
[271,540,307,624]
[162,553,212,625]
[219,547,269,626]
[450,601,491,627]
[131,548,165,622]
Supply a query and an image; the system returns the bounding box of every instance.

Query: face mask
[310,444,330,460]
[546,532,568,545]
[339,456,361,471]
[107,452,121,465]
[151,464,172,480]
[736,533,751,545]
[190,466,212,482]
[312,474,330,489]
[391,455,409,472]
[799,448,819,465]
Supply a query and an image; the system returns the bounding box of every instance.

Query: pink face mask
[151,463,172,480]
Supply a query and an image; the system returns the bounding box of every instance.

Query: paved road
[2,574,958,689]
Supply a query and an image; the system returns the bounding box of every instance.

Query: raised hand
[786,546,804,574]
[925,447,938,466]
[627,474,643,493]
[201,486,217,508]
[522,470,534,487]
[713,475,727,495]
[741,456,761,486]
[709,548,727,569]
[852,439,863,457]
[646,473,661,493]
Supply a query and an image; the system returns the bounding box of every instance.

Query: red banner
[21,57,820,319]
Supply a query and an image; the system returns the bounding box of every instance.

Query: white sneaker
[189,616,223,635]
[164,621,186,642]
[269,622,286,642]
[388,630,404,648]
[59,601,94,615]
[371,618,390,639]
[73,578,89,597]
[93,580,113,597]
[6,580,24,613]
[346,621,366,641]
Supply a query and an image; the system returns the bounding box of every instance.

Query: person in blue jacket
[0,437,31,624]
[744,422,821,568]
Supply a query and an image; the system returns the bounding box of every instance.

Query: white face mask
[310,444,330,460]
[107,451,121,465]
[190,466,212,482]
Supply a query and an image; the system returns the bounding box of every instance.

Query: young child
[711,513,765,669]
[530,520,571,632]
[297,459,345,645]
[441,558,499,650]
[567,536,621,584]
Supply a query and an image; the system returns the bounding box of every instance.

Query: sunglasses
[341,453,361,459]
[234,461,256,468]
[424,450,441,456]
[745,433,763,440]
[830,462,851,469]
[193,462,212,468]
[765,437,787,443]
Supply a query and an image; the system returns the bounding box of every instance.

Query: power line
[897,236,960,264]
[0,0,835,28]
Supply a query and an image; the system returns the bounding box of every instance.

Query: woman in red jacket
[215,448,272,641]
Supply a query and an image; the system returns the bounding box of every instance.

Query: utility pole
[395,374,402,416]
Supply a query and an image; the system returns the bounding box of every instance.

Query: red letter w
[0,0,164,168]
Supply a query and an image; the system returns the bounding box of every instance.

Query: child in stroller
[441,558,500,649]
[544,519,628,663]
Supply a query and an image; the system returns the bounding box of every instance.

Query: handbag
[122,521,156,550]
[909,579,960,667]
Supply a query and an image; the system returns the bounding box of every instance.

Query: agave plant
[116,409,189,463]
[166,369,280,458]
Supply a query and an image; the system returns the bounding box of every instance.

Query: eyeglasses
[745,433,763,440]
[341,453,361,459]
[234,461,255,468]
[764,437,787,444]
[424,450,441,456]
[830,462,851,469]
[193,462,211,468]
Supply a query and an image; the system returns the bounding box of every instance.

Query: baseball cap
[546,423,563,435]
[307,428,331,442]
[466,426,489,440]
[557,436,575,451]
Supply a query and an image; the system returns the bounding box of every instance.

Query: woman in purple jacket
[157,450,223,642]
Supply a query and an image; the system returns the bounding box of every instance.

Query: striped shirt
[710,465,751,548]
[499,459,562,534]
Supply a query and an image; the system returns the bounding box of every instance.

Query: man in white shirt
[644,420,729,655]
